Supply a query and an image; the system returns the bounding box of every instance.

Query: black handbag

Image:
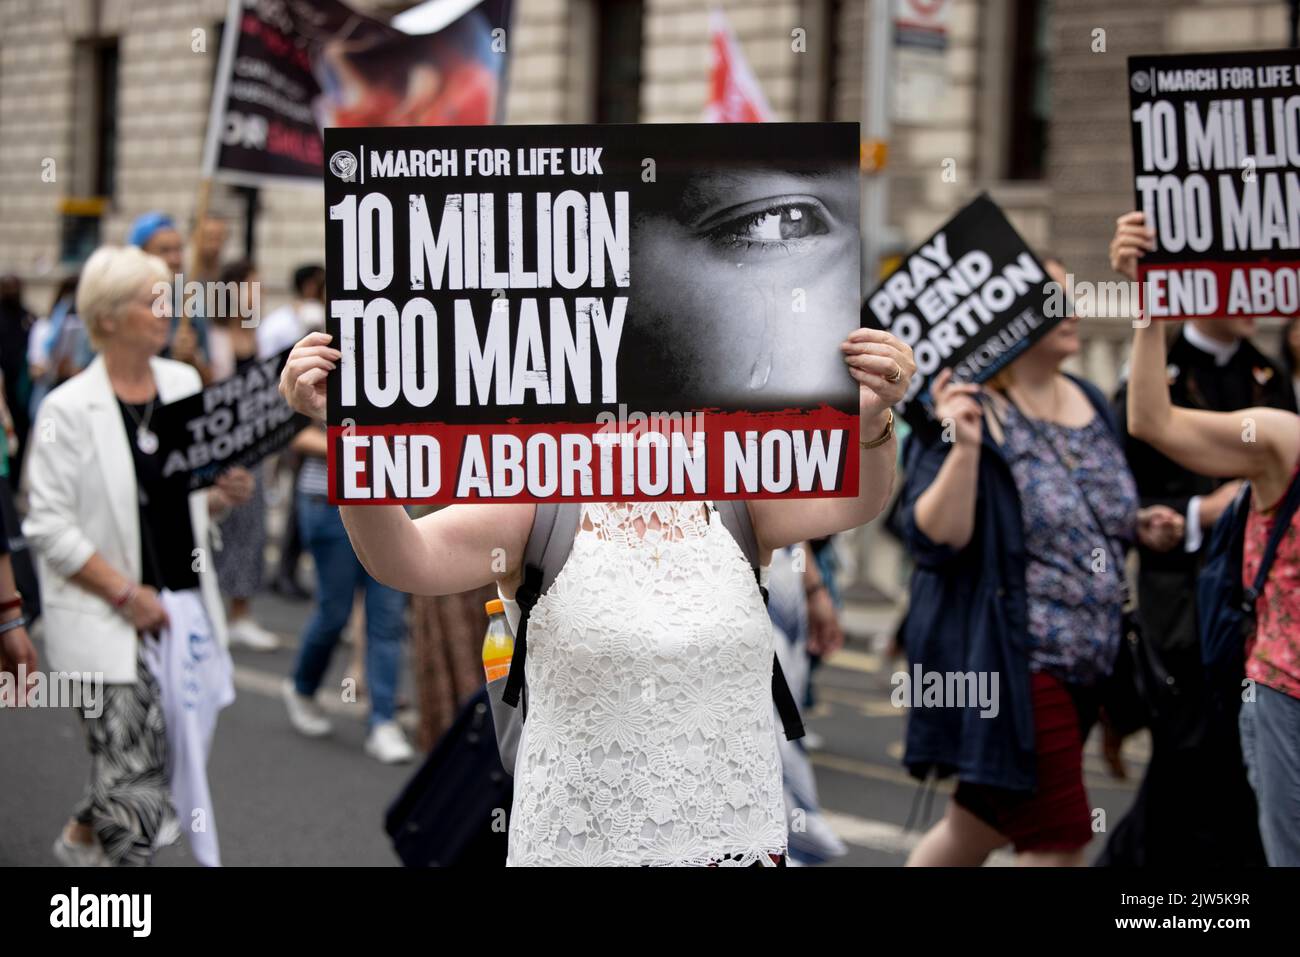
[1103,609,1155,735]
[384,686,513,867]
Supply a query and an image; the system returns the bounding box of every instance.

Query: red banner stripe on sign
[326,408,860,505]
[1137,260,1300,320]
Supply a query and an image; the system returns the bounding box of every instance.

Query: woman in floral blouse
[901,260,1140,867]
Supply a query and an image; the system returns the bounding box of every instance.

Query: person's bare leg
[906,800,1008,866]
[1016,847,1086,867]
[229,597,251,622]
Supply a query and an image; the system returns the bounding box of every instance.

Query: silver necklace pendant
[136,426,159,455]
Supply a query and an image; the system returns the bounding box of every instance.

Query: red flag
[703,8,773,122]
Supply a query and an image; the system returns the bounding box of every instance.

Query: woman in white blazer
[24,244,252,866]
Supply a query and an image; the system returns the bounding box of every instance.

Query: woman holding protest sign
[24,244,253,866]
[1126,316,1300,867]
[898,260,1139,867]
[1101,211,1291,868]
[280,322,913,866]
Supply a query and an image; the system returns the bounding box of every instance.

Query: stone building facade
[0,0,1292,592]
[2,0,1291,370]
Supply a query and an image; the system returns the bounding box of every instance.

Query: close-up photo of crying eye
[702,199,832,250]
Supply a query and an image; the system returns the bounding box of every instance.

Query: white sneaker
[53,833,109,867]
[281,678,332,737]
[365,720,415,764]
[228,618,280,651]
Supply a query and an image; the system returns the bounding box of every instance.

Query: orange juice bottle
[482,598,514,683]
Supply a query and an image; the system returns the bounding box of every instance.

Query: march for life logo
[330,150,358,181]
[1127,48,1300,318]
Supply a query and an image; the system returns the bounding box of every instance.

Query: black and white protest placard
[153,348,309,491]
[202,0,512,188]
[323,122,861,504]
[1128,49,1300,319]
[862,193,1056,426]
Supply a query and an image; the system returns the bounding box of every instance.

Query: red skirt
[954,671,1092,853]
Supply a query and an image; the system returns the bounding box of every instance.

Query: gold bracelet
[860,409,895,450]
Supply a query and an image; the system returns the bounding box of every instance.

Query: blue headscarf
[127,211,176,249]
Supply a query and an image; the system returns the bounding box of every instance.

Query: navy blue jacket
[896,376,1120,792]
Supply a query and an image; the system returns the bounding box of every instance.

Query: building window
[61,38,119,265]
[93,40,119,197]
[592,0,643,123]
[820,0,845,121]
[1005,0,1051,181]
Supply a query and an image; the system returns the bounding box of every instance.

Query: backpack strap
[1224,482,1254,586]
[714,499,759,569]
[714,498,770,607]
[1244,468,1300,613]
[712,500,806,742]
[501,503,581,709]
[770,655,806,741]
[530,503,583,594]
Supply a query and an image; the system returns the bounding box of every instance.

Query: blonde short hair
[76,245,171,350]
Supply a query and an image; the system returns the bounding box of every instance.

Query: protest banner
[1128,49,1300,319]
[862,193,1056,427]
[322,122,861,504]
[201,0,512,188]
[153,348,309,491]
[703,9,773,123]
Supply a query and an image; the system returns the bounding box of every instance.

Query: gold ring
[886,363,903,384]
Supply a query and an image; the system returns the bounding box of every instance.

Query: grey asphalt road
[0,593,1143,867]
[1,592,414,867]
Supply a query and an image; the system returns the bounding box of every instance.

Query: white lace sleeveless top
[506,501,787,867]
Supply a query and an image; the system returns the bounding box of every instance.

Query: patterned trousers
[72,654,176,866]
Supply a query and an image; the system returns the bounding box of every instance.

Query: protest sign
[862,193,1056,426]
[1128,49,1300,319]
[322,122,862,504]
[202,0,512,188]
[703,9,773,123]
[153,348,309,491]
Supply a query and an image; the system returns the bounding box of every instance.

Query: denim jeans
[292,495,407,727]
[1239,681,1300,866]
